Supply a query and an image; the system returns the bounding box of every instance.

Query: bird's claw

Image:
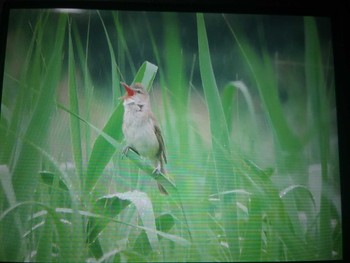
[152,167,161,175]
[121,146,129,159]
[152,163,162,175]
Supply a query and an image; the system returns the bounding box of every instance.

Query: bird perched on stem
[120,82,168,195]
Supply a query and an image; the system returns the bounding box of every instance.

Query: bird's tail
[155,158,169,195]
[157,182,168,195]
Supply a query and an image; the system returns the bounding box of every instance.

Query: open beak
[120,82,135,100]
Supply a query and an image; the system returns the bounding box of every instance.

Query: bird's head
[120,82,150,106]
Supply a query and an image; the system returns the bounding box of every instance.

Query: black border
[0,0,348,16]
[0,1,349,262]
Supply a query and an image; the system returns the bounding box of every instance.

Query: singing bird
[121,82,168,194]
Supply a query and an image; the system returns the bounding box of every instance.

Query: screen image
[0,6,343,262]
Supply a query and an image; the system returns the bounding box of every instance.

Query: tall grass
[0,9,342,262]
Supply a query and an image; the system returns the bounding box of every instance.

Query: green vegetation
[0,9,342,262]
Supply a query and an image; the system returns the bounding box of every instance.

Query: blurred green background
[0,9,342,262]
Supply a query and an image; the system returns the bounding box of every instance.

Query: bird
[120,82,168,194]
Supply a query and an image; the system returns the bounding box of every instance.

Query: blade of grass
[304,16,332,258]
[144,13,171,143]
[0,163,23,261]
[0,12,44,165]
[57,103,120,149]
[197,14,231,156]
[8,124,86,261]
[33,144,85,262]
[223,15,301,154]
[0,200,83,262]
[112,12,136,78]
[67,17,83,187]
[26,207,190,247]
[163,13,189,155]
[222,81,258,135]
[12,13,66,203]
[87,194,131,258]
[72,14,94,161]
[97,10,120,106]
[39,171,68,191]
[101,191,159,252]
[133,213,175,255]
[221,82,237,134]
[239,158,314,260]
[35,214,53,262]
[125,150,177,194]
[7,120,86,261]
[197,13,238,260]
[1,27,65,260]
[132,61,158,90]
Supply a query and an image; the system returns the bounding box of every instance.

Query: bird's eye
[136,90,142,94]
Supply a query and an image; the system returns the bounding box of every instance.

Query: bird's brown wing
[153,122,167,164]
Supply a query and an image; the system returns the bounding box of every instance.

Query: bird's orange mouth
[120,82,135,99]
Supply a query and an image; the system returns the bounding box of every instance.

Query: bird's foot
[153,164,165,177]
[121,146,129,159]
[152,164,168,195]
[152,163,162,175]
